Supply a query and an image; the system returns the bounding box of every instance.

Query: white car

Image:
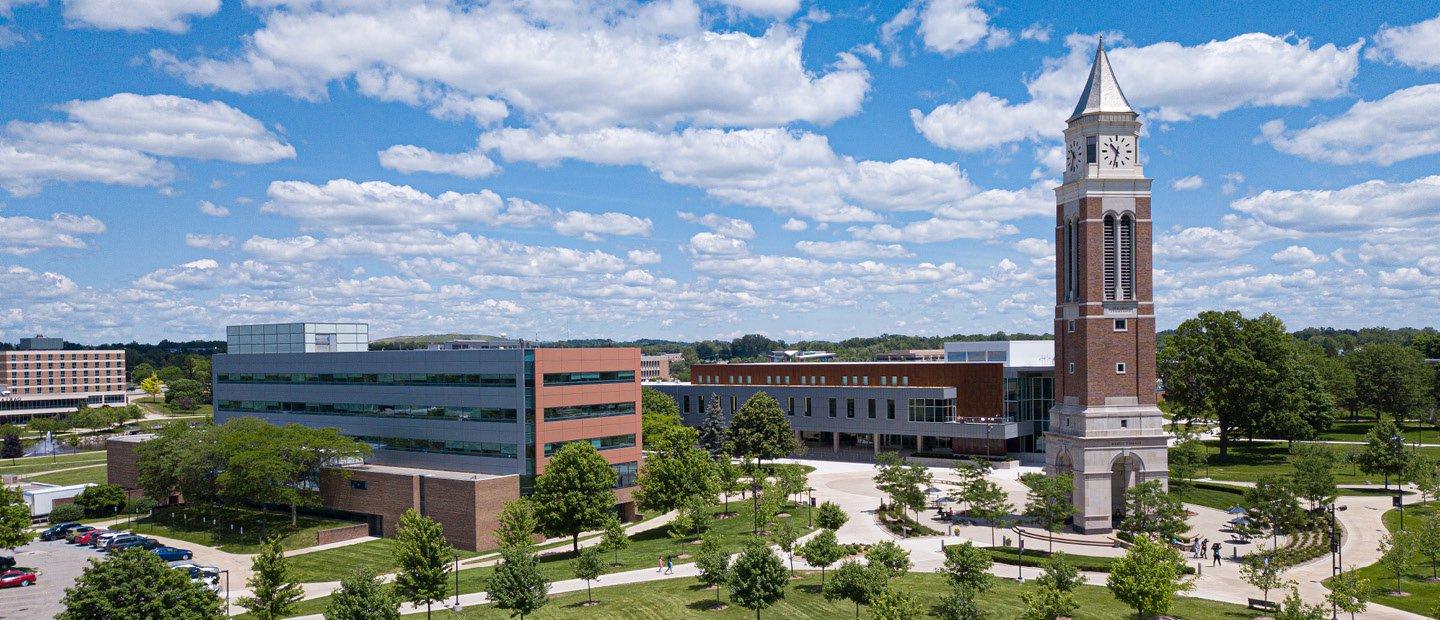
[169,563,221,591]
[90,531,128,549]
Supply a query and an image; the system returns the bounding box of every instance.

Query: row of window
[216,372,519,387]
[698,374,913,387]
[0,353,122,361]
[542,434,636,456]
[0,394,126,411]
[683,394,954,423]
[357,435,519,459]
[613,461,638,488]
[217,400,519,423]
[542,370,635,386]
[542,402,636,422]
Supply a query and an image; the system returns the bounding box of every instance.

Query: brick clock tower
[1044,41,1168,534]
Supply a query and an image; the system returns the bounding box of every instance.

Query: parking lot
[0,538,99,620]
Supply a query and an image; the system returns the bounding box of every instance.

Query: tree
[1020,579,1077,620]
[59,547,223,619]
[531,441,618,551]
[1038,552,1082,593]
[1357,418,1411,489]
[131,362,157,384]
[49,503,85,523]
[1239,555,1287,605]
[951,460,994,512]
[797,528,843,585]
[74,483,126,516]
[0,434,20,459]
[728,538,788,619]
[824,561,885,618]
[635,426,719,514]
[216,420,370,525]
[1419,512,1440,581]
[771,518,800,576]
[695,531,731,603]
[573,546,605,606]
[0,486,34,550]
[727,392,797,466]
[1106,535,1193,620]
[393,509,452,620]
[968,480,1014,546]
[1289,443,1338,510]
[670,493,716,541]
[753,480,786,534]
[1168,432,1205,497]
[641,387,683,440]
[324,567,399,620]
[139,373,164,399]
[1349,343,1432,424]
[487,545,550,620]
[816,500,848,531]
[1378,528,1415,596]
[1021,472,1076,552]
[869,588,922,620]
[936,542,992,620]
[599,515,629,567]
[699,392,728,458]
[874,451,931,526]
[495,498,539,550]
[718,458,744,514]
[237,537,305,620]
[1325,568,1370,620]
[1118,480,1188,542]
[864,540,911,582]
[1244,474,1304,547]
[1273,587,1328,620]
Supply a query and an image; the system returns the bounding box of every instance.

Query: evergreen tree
[573,546,605,606]
[728,538,788,619]
[393,509,452,620]
[495,498,539,550]
[823,561,885,619]
[531,441,618,551]
[59,548,222,619]
[237,537,305,620]
[324,568,399,620]
[1106,535,1193,619]
[816,500,848,531]
[698,392,728,458]
[487,545,550,620]
[599,515,629,567]
[695,531,731,602]
[727,392,797,466]
[796,528,843,585]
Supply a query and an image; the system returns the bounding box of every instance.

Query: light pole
[805,487,815,528]
[1392,434,1406,531]
[452,553,461,609]
[219,569,230,617]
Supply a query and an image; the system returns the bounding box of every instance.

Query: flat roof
[341,463,509,481]
[107,433,156,443]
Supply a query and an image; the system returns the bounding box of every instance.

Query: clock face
[1100,136,1134,168]
[1066,140,1082,172]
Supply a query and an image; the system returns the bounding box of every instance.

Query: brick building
[0,335,128,419]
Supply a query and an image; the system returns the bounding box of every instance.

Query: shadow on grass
[686,599,728,612]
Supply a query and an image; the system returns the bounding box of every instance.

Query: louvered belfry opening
[1102,214,1117,300]
[1119,214,1135,300]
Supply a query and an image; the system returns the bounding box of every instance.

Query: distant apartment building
[138,324,647,550]
[652,341,1053,458]
[640,353,682,381]
[875,349,946,362]
[0,335,127,419]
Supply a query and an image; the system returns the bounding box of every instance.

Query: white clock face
[1065,139,1084,173]
[1099,136,1134,169]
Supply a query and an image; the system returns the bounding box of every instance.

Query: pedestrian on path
[1201,537,1209,558]
[1191,539,1200,558]
[664,555,673,574]
[657,556,664,573]
[1211,542,1222,566]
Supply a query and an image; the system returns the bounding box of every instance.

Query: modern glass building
[225,322,369,354]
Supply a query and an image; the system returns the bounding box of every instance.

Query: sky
[1,0,1438,345]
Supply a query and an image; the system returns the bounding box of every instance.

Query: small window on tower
[1114,319,1128,332]
[1067,362,1075,374]
[1067,320,1076,333]
[1085,136,1097,164]
[1120,419,1128,428]
[1116,363,1127,374]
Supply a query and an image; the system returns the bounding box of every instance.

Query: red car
[73,530,107,545]
[0,570,35,588]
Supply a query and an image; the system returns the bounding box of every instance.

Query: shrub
[50,503,85,523]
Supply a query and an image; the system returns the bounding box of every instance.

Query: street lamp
[1392,434,1406,531]
[804,486,815,528]
[1327,504,1347,620]
[452,553,461,609]
[219,569,230,617]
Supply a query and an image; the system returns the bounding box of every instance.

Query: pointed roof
[1070,38,1133,119]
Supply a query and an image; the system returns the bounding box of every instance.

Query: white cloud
[915,0,1008,55]
[0,141,173,196]
[1231,175,1440,233]
[781,218,808,231]
[686,232,748,256]
[0,265,78,300]
[378,144,499,179]
[794,239,913,259]
[712,0,799,19]
[627,249,662,265]
[1171,175,1204,191]
[678,211,756,239]
[552,211,652,239]
[1019,23,1051,43]
[62,0,218,33]
[198,200,229,217]
[153,0,869,130]
[1259,84,1440,165]
[849,218,1018,243]
[1222,172,1245,195]
[1013,237,1054,257]
[0,212,106,255]
[426,94,509,126]
[1367,12,1440,70]
[1155,216,1297,262]
[1270,245,1326,267]
[913,33,1360,151]
[243,231,630,278]
[262,179,511,231]
[184,233,234,249]
[0,0,42,17]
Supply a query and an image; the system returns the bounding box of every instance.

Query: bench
[1247,598,1281,612]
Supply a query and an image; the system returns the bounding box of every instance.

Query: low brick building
[320,464,519,551]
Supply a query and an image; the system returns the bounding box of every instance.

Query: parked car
[170,563,221,591]
[73,529,106,545]
[91,531,128,548]
[152,547,193,562]
[108,538,161,554]
[102,535,146,551]
[0,570,35,588]
[65,526,97,543]
[0,556,12,571]
[39,522,82,541]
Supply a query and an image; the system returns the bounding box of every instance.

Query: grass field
[1174,480,1406,512]
[392,570,1262,619]
[1330,501,1440,617]
[286,538,483,583]
[0,451,106,475]
[1316,417,1438,444]
[29,463,108,486]
[1178,440,1440,485]
[134,504,363,554]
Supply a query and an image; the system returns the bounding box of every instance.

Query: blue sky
[1,0,1438,344]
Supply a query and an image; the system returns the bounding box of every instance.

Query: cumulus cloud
[849,218,1018,243]
[62,0,218,33]
[1259,84,1440,165]
[198,200,229,217]
[1231,175,1440,232]
[184,233,234,249]
[712,0,799,19]
[794,239,913,259]
[1172,175,1204,191]
[1013,237,1054,258]
[1271,245,1327,267]
[781,218,808,231]
[378,144,499,179]
[153,0,869,130]
[686,232,748,256]
[1367,12,1440,70]
[0,212,106,254]
[678,211,756,239]
[915,0,1009,54]
[552,211,652,240]
[627,249,662,265]
[913,33,1360,151]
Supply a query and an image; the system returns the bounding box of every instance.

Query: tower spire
[1070,37,1133,119]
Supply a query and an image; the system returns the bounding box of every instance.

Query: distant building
[766,350,836,363]
[429,339,529,350]
[875,349,945,362]
[0,335,127,419]
[640,353,682,381]
[15,481,96,517]
[225,322,369,354]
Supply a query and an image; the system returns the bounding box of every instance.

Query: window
[1103,214,1117,300]
[805,397,812,417]
[1120,419,1129,428]
[907,398,955,423]
[216,372,518,387]
[543,370,635,386]
[828,398,837,418]
[358,436,518,459]
[901,376,909,386]
[544,434,636,456]
[216,400,518,423]
[868,399,876,419]
[846,398,855,418]
[1114,319,1128,332]
[543,402,636,421]
[730,396,737,413]
[350,480,367,490]
[1068,362,1075,374]
[697,395,705,414]
[1067,320,1075,333]
[1116,363,1127,374]
[787,397,795,416]
[842,376,848,386]
[1120,214,1135,300]
[612,461,638,488]
[683,395,691,413]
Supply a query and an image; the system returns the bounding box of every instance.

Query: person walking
[664,555,674,574]
[1201,537,1209,558]
[1190,538,1200,558]
[657,555,664,573]
[1211,542,1222,566]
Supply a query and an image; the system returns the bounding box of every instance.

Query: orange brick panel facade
[532,348,644,474]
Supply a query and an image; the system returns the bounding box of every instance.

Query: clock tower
[1044,40,1168,534]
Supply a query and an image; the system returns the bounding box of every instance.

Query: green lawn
[0,451,106,475]
[1329,501,1440,617]
[133,504,363,554]
[286,538,481,583]
[395,570,1262,619]
[1316,416,1437,444]
[1174,481,1405,512]
[29,463,107,486]
[1177,440,1440,485]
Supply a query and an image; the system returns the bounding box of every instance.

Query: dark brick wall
[105,438,142,489]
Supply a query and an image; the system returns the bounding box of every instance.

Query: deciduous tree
[823,561,885,619]
[531,441,618,551]
[0,486,33,550]
[324,568,399,620]
[864,540,911,582]
[393,509,452,620]
[728,392,797,467]
[728,538,788,619]
[770,519,800,576]
[937,541,992,620]
[797,528,843,585]
[487,545,549,620]
[238,537,305,620]
[1021,472,1075,552]
[1289,443,1338,510]
[599,515,629,566]
[74,483,126,516]
[1378,529,1415,596]
[1239,555,1288,605]
[816,500,848,531]
[1243,474,1304,547]
[1349,343,1432,424]
[1358,418,1411,489]
[495,498,539,550]
[59,548,222,619]
[1118,480,1188,542]
[0,434,20,459]
[968,479,1014,546]
[695,531,731,602]
[641,387,683,440]
[573,546,605,606]
[1325,568,1371,620]
[636,426,718,514]
[1106,535,1193,620]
